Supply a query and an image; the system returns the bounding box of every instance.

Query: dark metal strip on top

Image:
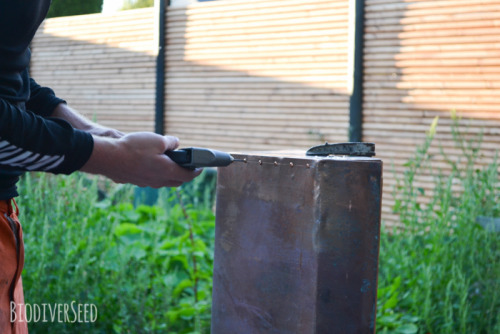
[306,142,376,157]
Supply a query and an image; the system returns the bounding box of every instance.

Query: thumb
[163,135,180,151]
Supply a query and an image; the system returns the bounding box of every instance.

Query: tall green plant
[378,114,500,333]
[18,172,216,333]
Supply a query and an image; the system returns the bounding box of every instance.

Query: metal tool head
[306,142,376,157]
[166,147,244,169]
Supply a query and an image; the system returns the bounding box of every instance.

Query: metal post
[212,151,382,333]
[154,0,167,135]
[349,0,365,142]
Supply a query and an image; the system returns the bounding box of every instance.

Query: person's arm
[0,98,92,174]
[29,79,123,138]
[51,103,124,138]
[27,78,66,117]
[81,132,201,188]
[0,98,200,187]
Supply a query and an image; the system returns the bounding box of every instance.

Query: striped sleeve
[0,98,93,174]
[0,139,64,171]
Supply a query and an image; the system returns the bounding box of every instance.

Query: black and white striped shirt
[0,138,65,172]
[0,99,94,199]
[0,1,94,199]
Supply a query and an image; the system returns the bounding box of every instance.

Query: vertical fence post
[348,0,365,142]
[154,0,167,135]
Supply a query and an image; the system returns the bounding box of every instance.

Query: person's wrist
[80,135,121,177]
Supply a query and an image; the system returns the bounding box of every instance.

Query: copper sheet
[212,153,383,334]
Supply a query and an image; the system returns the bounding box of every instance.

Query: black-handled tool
[165,147,245,169]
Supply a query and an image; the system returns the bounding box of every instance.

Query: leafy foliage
[19,171,216,333]
[378,113,500,333]
[122,0,154,10]
[47,0,103,18]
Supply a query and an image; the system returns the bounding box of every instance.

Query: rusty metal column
[211,151,382,334]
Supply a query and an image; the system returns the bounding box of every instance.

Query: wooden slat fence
[30,8,157,132]
[164,0,351,151]
[364,0,500,226]
[29,0,500,227]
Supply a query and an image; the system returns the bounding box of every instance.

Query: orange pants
[0,200,28,334]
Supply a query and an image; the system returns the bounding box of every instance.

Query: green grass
[377,115,499,333]
[16,117,499,333]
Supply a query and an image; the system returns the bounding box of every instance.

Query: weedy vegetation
[19,171,217,333]
[18,116,499,333]
[377,115,499,333]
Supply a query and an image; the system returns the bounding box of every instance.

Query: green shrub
[47,0,103,18]
[18,171,216,333]
[377,115,500,333]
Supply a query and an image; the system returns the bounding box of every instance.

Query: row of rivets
[244,159,310,169]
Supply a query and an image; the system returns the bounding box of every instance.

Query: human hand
[81,132,202,188]
[85,124,124,139]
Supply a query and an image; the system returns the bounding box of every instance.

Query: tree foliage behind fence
[47,0,103,18]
